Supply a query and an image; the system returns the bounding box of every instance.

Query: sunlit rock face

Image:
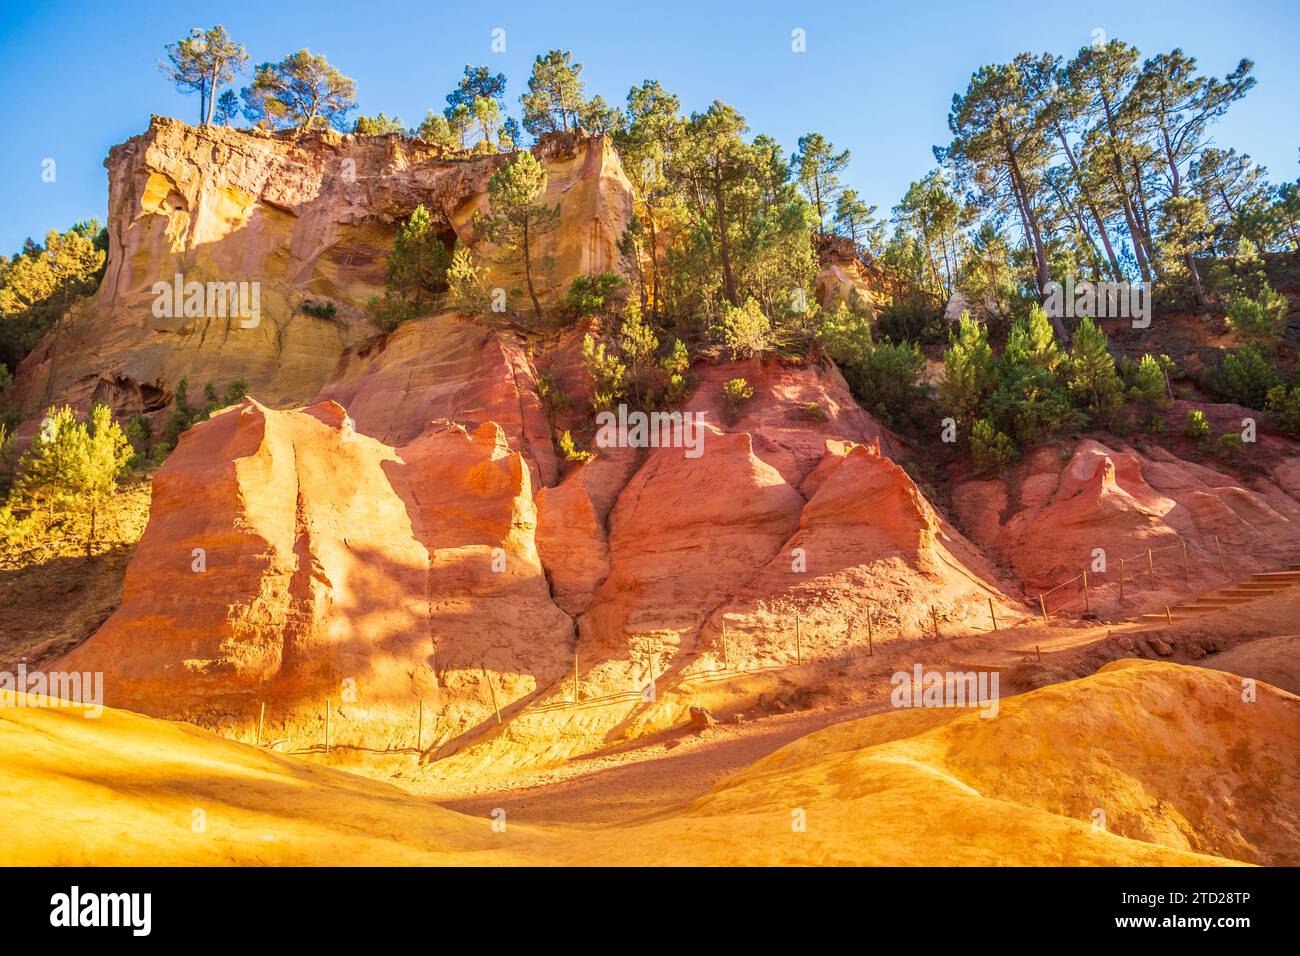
[9,117,634,421]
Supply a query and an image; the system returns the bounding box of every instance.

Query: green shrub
[560,273,625,319]
[302,300,337,320]
[1183,409,1211,442]
[581,333,627,412]
[713,298,772,359]
[1266,384,1300,436]
[1209,345,1281,408]
[1214,432,1245,459]
[939,312,996,426]
[1225,285,1288,344]
[970,418,1017,472]
[816,301,873,366]
[558,430,593,463]
[843,340,926,428]
[722,377,754,407]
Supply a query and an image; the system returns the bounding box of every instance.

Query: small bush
[970,418,1017,472]
[558,430,593,463]
[1209,345,1281,408]
[560,273,625,319]
[843,340,926,428]
[1266,384,1300,436]
[302,300,337,320]
[1214,432,1245,459]
[722,377,754,407]
[1225,285,1288,344]
[1183,409,1211,442]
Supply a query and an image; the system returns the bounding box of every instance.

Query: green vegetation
[0,221,107,378]
[560,273,625,320]
[1184,409,1212,442]
[478,152,559,322]
[0,404,132,554]
[241,50,356,130]
[156,376,249,459]
[1209,345,1280,408]
[722,377,754,420]
[558,430,593,464]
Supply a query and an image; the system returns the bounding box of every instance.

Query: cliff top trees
[242,50,356,131]
[161,26,248,126]
[353,112,405,135]
[522,50,587,136]
[442,65,515,151]
[834,189,883,256]
[480,151,560,322]
[793,133,850,235]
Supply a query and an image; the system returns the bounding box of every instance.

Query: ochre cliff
[10,117,634,419]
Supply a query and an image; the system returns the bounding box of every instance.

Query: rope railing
[1034,535,1227,619]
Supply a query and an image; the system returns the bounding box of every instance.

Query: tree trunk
[1098,89,1153,284]
[648,214,660,323]
[522,220,543,322]
[1056,125,1123,280]
[714,167,739,306]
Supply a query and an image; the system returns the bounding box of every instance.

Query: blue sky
[1,0,1297,253]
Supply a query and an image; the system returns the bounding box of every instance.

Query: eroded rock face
[953,438,1300,595]
[10,118,633,421]
[313,313,560,485]
[59,399,574,743]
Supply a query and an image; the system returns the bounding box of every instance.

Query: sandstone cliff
[9,117,634,419]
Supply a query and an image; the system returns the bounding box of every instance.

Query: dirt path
[430,591,1300,829]
[436,698,889,826]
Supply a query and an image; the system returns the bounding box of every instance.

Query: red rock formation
[60,398,573,744]
[954,438,1300,597]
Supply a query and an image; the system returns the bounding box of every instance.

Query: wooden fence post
[1038,594,1048,622]
[988,598,998,632]
[325,700,331,754]
[255,701,265,748]
[417,699,424,751]
[1119,557,1126,604]
[930,606,939,639]
[1215,535,1225,574]
[795,613,802,664]
[573,651,580,703]
[483,664,502,724]
[722,620,729,670]
[1182,539,1190,582]
[867,608,874,655]
[1165,606,1174,625]
[1148,549,1156,588]
[1082,571,1090,613]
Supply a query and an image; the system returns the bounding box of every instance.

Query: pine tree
[793,133,850,234]
[479,152,560,322]
[385,205,451,312]
[242,50,356,130]
[1067,317,1124,423]
[940,312,997,427]
[521,51,586,136]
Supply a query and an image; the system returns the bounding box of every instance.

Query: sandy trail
[436,700,888,825]
[431,588,1300,829]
